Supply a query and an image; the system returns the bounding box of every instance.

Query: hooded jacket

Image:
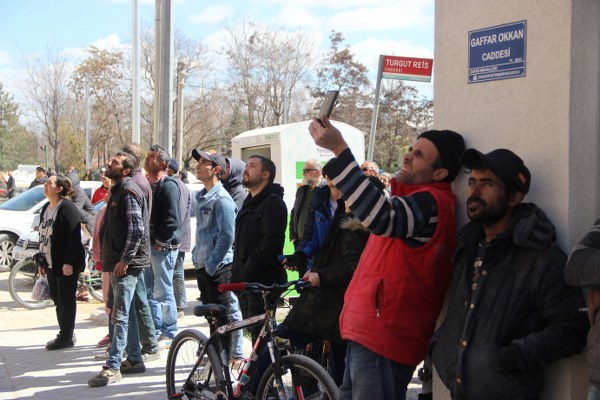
[231,183,287,285]
[431,203,588,400]
[223,157,248,211]
[66,171,97,234]
[565,216,600,387]
[285,214,369,342]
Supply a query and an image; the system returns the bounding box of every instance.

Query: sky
[0,0,435,103]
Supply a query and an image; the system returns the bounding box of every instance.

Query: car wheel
[0,233,16,272]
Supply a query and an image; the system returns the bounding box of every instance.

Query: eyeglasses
[303,168,317,174]
[361,167,373,172]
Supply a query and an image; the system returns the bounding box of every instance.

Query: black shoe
[46,336,75,350]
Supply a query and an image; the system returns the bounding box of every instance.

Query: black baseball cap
[191,149,227,171]
[461,148,531,194]
[36,166,46,173]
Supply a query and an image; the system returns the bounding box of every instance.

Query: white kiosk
[231,120,366,212]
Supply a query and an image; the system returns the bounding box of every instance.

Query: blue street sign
[468,20,527,83]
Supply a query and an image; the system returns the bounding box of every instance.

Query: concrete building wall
[433,0,600,398]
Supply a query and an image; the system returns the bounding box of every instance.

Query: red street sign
[382,55,433,82]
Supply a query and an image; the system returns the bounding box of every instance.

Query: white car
[7,181,204,271]
[0,181,101,271]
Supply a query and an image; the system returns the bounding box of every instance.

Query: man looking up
[231,155,287,343]
[289,159,325,250]
[191,149,239,361]
[431,148,588,399]
[308,116,465,400]
[88,151,150,387]
[360,160,379,176]
[144,144,181,344]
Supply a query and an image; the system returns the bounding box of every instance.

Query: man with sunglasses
[289,159,325,250]
[360,160,380,176]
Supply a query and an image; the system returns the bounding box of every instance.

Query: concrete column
[433,0,600,398]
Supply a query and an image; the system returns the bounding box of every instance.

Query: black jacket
[430,203,588,400]
[100,178,150,272]
[150,176,181,248]
[39,200,86,275]
[231,183,287,285]
[285,214,369,342]
[289,182,324,243]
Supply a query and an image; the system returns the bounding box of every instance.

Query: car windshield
[0,186,46,211]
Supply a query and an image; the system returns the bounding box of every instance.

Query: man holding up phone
[308,116,465,400]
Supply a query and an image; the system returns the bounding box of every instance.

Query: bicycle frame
[181,285,299,399]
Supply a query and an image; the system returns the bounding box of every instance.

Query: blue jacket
[191,181,236,275]
[298,185,345,271]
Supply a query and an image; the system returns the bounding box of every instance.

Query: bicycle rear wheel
[256,354,338,400]
[8,259,53,310]
[166,329,225,400]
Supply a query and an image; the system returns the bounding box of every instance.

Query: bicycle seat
[193,304,228,319]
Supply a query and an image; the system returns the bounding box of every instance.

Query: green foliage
[0,82,38,169]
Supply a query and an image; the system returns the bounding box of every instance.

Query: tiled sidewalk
[0,270,423,399]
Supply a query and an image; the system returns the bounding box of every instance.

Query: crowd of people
[25,115,600,399]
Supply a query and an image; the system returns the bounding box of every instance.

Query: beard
[104,169,121,180]
[303,176,317,186]
[466,195,510,224]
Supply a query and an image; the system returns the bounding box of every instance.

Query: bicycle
[8,248,103,310]
[166,279,339,400]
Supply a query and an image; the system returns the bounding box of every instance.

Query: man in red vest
[309,116,465,400]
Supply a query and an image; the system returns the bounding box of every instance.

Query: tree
[0,82,37,169]
[373,80,433,172]
[22,49,72,172]
[313,31,373,132]
[224,21,317,130]
[71,46,130,167]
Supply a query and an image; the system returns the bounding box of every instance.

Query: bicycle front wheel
[166,329,225,400]
[256,353,339,400]
[83,258,103,302]
[8,259,53,310]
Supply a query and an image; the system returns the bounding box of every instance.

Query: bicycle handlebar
[218,279,310,294]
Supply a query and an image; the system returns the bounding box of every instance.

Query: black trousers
[47,268,79,339]
[196,265,234,354]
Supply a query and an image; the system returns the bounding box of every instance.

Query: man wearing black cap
[29,166,48,188]
[308,116,465,400]
[430,148,588,400]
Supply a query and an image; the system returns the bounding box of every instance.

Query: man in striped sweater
[308,116,465,400]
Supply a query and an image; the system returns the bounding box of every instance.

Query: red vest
[339,181,457,365]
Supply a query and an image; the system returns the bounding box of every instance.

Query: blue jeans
[130,269,158,354]
[173,251,187,310]
[339,340,415,400]
[589,384,600,400]
[107,270,143,371]
[148,248,179,339]
[230,292,243,358]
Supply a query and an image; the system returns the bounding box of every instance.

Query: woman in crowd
[38,174,86,350]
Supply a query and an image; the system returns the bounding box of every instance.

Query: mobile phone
[317,90,339,126]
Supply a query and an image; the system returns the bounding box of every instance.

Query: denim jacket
[191,181,236,275]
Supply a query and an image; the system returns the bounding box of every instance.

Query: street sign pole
[367,55,384,161]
